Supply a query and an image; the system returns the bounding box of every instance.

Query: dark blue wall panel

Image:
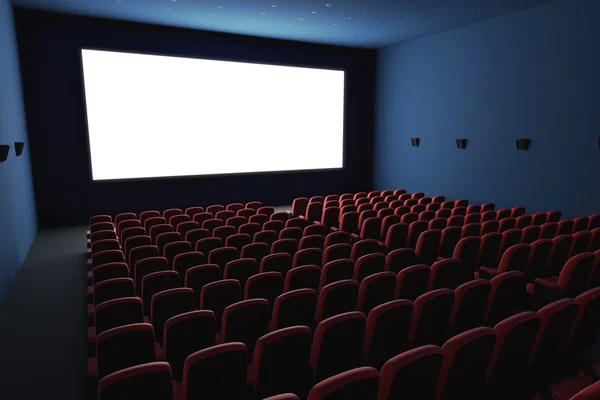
[14,9,376,228]
[375,0,599,218]
[0,0,38,301]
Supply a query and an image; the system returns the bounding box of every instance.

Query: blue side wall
[0,0,38,301]
[375,0,599,218]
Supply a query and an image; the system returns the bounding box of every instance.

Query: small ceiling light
[217,5,223,8]
[260,12,265,15]
[288,23,292,26]
[333,23,338,26]
[417,9,421,12]
[272,4,276,8]
[166,7,170,10]
[210,13,215,16]
[397,16,403,19]
[250,18,256,21]
[116,0,121,3]
[299,17,303,20]
[312,11,317,14]
[326,3,332,7]
[364,10,368,12]
[472,7,476,11]
[381,2,386,5]
[429,21,432,24]
[381,21,385,24]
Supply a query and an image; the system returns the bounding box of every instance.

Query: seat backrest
[439,226,462,259]
[452,236,481,272]
[496,243,531,274]
[184,264,220,309]
[378,345,442,400]
[94,278,136,307]
[450,279,491,336]
[221,299,270,361]
[353,253,385,282]
[486,312,540,391]
[310,312,367,383]
[306,367,379,400]
[95,296,143,335]
[477,232,502,269]
[98,362,173,400]
[395,265,430,301]
[485,271,525,326]
[199,280,241,333]
[182,343,248,400]
[223,258,258,289]
[316,280,359,323]
[271,288,317,331]
[141,270,179,315]
[185,228,210,248]
[436,327,496,400]
[244,272,283,309]
[429,258,469,291]
[173,251,204,279]
[252,326,314,400]
[415,229,441,265]
[409,289,454,347]
[320,258,354,289]
[363,299,413,370]
[260,252,292,275]
[163,310,216,382]
[556,252,595,297]
[96,323,156,379]
[150,288,195,344]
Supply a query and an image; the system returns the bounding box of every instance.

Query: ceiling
[11,0,557,48]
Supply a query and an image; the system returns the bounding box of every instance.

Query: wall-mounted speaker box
[0,145,10,162]
[456,139,468,149]
[411,138,420,147]
[516,139,531,151]
[14,142,25,156]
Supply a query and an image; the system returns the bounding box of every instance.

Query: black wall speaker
[0,145,10,162]
[456,139,468,149]
[411,138,420,147]
[516,139,531,151]
[14,141,24,156]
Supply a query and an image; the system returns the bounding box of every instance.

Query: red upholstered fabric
[306,367,378,400]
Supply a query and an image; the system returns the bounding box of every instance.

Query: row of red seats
[90,288,600,400]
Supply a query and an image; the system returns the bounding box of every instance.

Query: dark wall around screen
[15,8,376,228]
[0,1,37,301]
[374,0,599,219]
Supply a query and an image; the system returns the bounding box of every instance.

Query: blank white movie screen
[81,49,345,181]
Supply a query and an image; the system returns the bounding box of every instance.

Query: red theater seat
[251,327,314,399]
[378,345,442,400]
[221,299,269,360]
[98,362,172,400]
[307,367,379,400]
[310,312,366,383]
[182,343,248,400]
[363,299,412,369]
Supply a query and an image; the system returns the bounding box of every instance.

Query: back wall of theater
[15,9,377,228]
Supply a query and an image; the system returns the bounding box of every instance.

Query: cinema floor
[1,207,599,400]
